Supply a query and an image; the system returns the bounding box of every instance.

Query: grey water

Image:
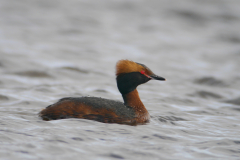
[0,0,240,159]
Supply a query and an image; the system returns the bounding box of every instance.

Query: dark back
[58,97,136,118]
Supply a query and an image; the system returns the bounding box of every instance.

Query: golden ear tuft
[116,60,144,76]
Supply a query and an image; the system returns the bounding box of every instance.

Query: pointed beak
[150,74,166,81]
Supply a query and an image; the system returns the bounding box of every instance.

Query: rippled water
[1,0,240,159]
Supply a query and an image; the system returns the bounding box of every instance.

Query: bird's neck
[122,89,149,118]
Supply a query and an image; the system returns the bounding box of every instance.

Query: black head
[117,72,151,95]
[116,60,165,95]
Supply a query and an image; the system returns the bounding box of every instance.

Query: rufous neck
[122,89,148,113]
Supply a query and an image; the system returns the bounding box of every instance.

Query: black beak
[150,74,166,81]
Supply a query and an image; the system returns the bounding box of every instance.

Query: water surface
[0,0,240,159]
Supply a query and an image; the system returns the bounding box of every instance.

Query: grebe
[39,60,165,125]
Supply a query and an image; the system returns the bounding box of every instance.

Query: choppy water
[1,0,240,159]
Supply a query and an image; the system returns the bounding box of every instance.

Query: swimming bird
[39,60,165,125]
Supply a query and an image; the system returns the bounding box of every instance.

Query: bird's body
[39,60,165,125]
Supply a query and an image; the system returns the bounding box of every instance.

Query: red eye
[140,70,145,74]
